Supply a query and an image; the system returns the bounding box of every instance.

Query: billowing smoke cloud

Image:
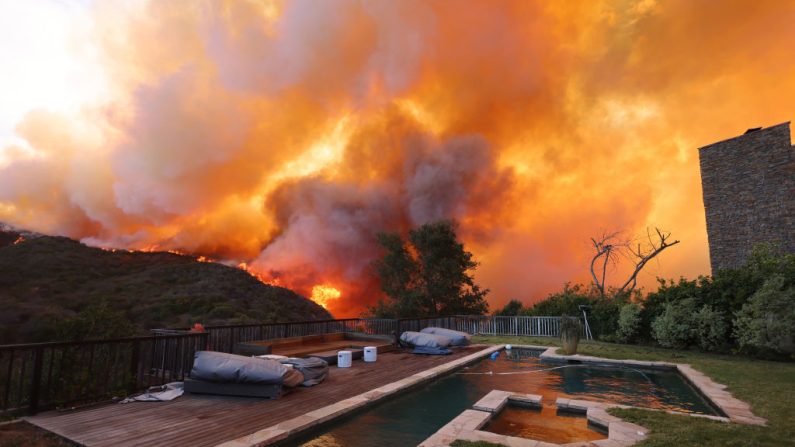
[253,128,513,315]
[1,0,794,315]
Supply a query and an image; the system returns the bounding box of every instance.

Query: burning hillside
[1,1,794,315]
[0,227,330,344]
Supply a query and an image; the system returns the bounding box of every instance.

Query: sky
[1,0,794,316]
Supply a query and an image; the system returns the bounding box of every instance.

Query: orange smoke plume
[1,1,794,315]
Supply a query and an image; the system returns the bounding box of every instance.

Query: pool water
[291,348,718,447]
[483,405,607,444]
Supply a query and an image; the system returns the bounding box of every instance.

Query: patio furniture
[184,351,303,399]
[337,351,352,368]
[420,327,471,346]
[400,331,452,348]
[364,346,377,362]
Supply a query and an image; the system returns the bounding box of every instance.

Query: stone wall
[699,122,795,273]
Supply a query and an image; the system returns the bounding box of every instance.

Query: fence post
[28,346,43,414]
[129,339,141,394]
[201,332,210,352]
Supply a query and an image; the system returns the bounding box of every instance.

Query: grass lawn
[458,336,795,446]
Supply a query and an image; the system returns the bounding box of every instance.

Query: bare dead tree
[589,231,622,298]
[590,228,680,298]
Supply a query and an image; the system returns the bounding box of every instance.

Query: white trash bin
[337,350,352,368]
[363,346,377,362]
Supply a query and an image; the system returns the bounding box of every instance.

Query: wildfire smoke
[1,1,794,315]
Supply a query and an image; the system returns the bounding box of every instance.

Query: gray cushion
[280,357,329,387]
[420,327,471,346]
[190,351,288,384]
[400,331,452,348]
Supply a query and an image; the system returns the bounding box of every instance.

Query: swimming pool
[289,348,719,446]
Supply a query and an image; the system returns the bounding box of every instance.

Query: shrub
[589,295,626,340]
[651,298,697,348]
[640,277,703,342]
[56,300,137,341]
[693,305,728,351]
[734,275,795,358]
[616,303,642,343]
[496,299,524,316]
[521,283,592,317]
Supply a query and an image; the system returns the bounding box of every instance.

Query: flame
[237,261,279,286]
[13,236,25,245]
[310,285,342,309]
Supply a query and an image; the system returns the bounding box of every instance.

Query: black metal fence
[159,319,399,354]
[1,315,572,416]
[0,333,206,417]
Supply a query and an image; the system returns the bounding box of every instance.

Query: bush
[56,300,137,341]
[693,305,728,351]
[589,295,626,340]
[734,275,795,358]
[651,298,697,349]
[640,244,795,349]
[640,277,702,342]
[496,299,524,316]
[616,303,642,343]
[521,283,592,317]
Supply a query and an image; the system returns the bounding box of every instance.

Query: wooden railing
[1,315,578,416]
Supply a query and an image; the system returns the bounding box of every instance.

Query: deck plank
[27,347,482,446]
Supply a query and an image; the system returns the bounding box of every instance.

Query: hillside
[0,227,331,344]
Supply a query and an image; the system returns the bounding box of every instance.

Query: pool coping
[533,345,766,426]
[419,390,649,447]
[418,345,766,446]
[216,344,504,447]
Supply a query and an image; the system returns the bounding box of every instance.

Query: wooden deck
[27,347,483,446]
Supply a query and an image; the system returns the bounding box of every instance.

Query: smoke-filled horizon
[1,0,794,316]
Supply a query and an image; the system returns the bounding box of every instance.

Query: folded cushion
[281,367,305,388]
[420,327,471,346]
[280,357,329,387]
[400,331,452,348]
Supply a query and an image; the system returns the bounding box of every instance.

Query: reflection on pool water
[484,405,607,444]
[292,348,717,447]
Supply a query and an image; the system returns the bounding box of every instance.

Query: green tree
[370,220,489,317]
[56,300,137,341]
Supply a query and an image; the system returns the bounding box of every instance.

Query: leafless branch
[589,227,680,298]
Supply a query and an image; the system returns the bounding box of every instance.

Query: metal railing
[0,333,206,416]
[1,315,578,415]
[471,316,568,337]
[152,318,401,354]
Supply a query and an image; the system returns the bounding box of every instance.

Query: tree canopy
[369,220,489,318]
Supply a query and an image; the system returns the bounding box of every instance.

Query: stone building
[699,122,795,273]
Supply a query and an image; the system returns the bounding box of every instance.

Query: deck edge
[214,344,503,447]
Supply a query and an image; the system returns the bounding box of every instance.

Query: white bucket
[337,350,352,368]
[363,346,377,362]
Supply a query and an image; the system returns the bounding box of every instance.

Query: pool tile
[473,390,512,412]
